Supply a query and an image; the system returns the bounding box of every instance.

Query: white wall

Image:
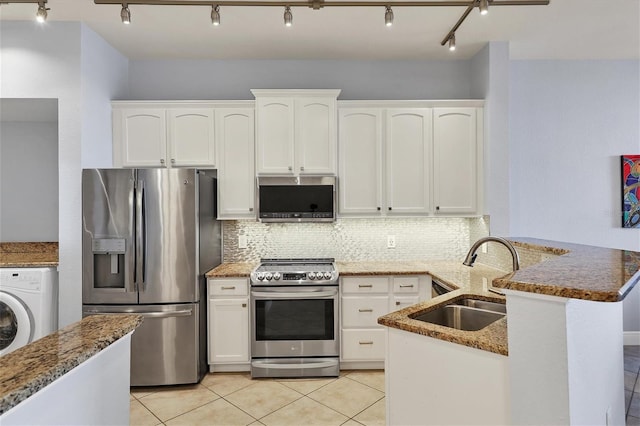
[509,60,640,331]
[81,26,129,168]
[470,42,511,237]
[0,21,129,327]
[0,119,58,241]
[127,59,472,100]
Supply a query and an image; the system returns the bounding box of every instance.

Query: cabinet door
[338,109,383,215]
[255,97,295,174]
[385,109,432,214]
[167,109,216,167]
[216,108,255,219]
[295,97,337,175]
[208,298,249,364]
[433,108,479,215]
[116,109,167,167]
[342,329,386,361]
[342,296,389,328]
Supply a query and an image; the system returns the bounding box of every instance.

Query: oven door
[251,286,339,358]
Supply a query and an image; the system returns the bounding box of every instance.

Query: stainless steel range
[250,258,339,378]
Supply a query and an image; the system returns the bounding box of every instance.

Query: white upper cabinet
[216,108,255,219]
[114,108,167,167]
[337,101,483,217]
[385,109,432,215]
[338,109,384,215]
[113,103,216,168]
[167,109,216,167]
[433,107,482,215]
[253,89,340,176]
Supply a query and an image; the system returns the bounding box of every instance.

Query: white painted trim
[624,331,640,346]
[338,99,485,108]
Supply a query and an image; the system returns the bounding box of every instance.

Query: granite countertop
[0,314,143,415]
[205,262,256,278]
[0,242,59,267]
[495,238,640,302]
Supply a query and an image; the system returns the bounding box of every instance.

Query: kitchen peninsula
[0,314,143,425]
[379,238,640,425]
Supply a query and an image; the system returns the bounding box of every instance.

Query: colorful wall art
[622,155,640,228]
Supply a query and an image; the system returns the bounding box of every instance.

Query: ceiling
[0,0,638,60]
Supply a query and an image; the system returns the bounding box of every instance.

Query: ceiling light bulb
[284,6,292,27]
[35,3,48,23]
[211,5,220,26]
[479,0,489,15]
[385,6,394,27]
[448,34,456,51]
[121,4,131,25]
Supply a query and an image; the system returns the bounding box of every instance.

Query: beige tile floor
[131,347,640,426]
[130,370,385,426]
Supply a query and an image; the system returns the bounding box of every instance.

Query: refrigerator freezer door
[83,303,203,386]
[138,169,198,304]
[82,169,138,305]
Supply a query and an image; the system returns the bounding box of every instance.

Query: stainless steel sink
[453,298,506,314]
[411,304,505,331]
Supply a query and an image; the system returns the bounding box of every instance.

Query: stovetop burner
[250,258,339,286]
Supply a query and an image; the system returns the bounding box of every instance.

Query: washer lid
[0,292,33,356]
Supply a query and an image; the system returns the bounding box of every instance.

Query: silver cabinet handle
[358,308,373,313]
[288,166,293,171]
[249,207,254,212]
[171,158,176,164]
[300,166,305,171]
[359,341,374,345]
[399,284,414,288]
[221,286,236,290]
[242,303,247,308]
[358,284,373,288]
[160,159,165,164]
[395,301,401,305]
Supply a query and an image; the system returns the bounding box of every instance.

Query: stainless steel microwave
[257,176,336,222]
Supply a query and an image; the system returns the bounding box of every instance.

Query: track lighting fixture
[284,6,292,27]
[211,5,220,26]
[92,0,550,50]
[120,3,131,24]
[35,1,48,23]
[479,0,489,15]
[384,6,393,27]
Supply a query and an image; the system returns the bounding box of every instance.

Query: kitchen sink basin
[453,298,507,314]
[411,304,505,331]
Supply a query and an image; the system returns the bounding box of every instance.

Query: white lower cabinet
[340,275,429,368]
[207,278,250,371]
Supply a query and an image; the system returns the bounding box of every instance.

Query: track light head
[284,6,292,27]
[211,5,220,26]
[36,2,48,23]
[448,34,456,51]
[479,0,489,15]
[385,6,393,27]
[121,3,131,24]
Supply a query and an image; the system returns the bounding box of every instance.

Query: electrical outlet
[387,235,396,249]
[238,235,248,249]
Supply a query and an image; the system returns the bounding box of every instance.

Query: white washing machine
[0,267,58,356]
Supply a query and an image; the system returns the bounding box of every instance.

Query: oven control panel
[250,259,339,285]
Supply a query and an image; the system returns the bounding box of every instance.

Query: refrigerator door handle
[135,179,145,290]
[84,308,193,318]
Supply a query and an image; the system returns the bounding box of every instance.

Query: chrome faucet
[463,236,520,271]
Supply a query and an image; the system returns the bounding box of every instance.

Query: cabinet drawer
[342,296,389,327]
[208,279,248,297]
[390,295,420,312]
[393,277,420,294]
[342,329,386,361]
[342,277,389,294]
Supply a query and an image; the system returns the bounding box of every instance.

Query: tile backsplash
[222,216,490,263]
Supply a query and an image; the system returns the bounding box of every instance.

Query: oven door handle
[251,360,338,370]
[251,290,337,299]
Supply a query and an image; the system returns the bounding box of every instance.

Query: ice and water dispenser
[91,238,127,289]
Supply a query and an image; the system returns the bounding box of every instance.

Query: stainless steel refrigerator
[81,168,220,386]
